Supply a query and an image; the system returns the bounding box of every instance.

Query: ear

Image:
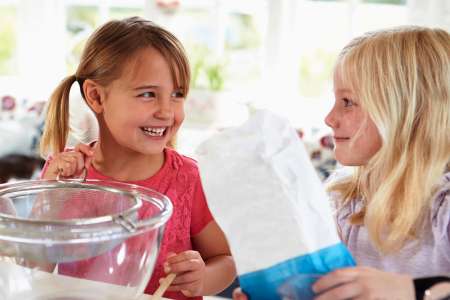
[83,79,106,114]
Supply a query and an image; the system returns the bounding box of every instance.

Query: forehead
[333,66,354,95]
[119,47,173,86]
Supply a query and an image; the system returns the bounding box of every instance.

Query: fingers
[165,283,197,298]
[232,288,248,300]
[51,152,86,178]
[74,143,95,170]
[313,268,357,294]
[181,290,194,297]
[165,251,204,274]
[72,151,86,175]
[84,155,93,171]
[314,281,362,300]
[74,143,95,157]
[55,154,78,177]
[166,257,204,275]
[170,270,202,285]
[166,251,200,264]
[42,143,95,180]
[163,251,205,296]
[166,280,199,293]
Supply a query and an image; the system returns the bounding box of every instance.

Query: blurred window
[0,3,17,76]
[0,0,415,129]
[66,3,144,73]
[296,0,407,103]
[170,1,267,92]
[224,11,264,90]
[362,0,406,4]
[66,5,99,73]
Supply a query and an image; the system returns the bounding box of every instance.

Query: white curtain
[407,0,450,30]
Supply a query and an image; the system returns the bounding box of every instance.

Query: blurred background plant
[205,63,225,91]
[189,44,226,92]
[0,5,16,75]
[298,49,337,98]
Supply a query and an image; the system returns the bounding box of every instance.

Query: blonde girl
[314,26,450,299]
[233,26,450,300]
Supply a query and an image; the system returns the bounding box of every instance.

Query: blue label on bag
[239,243,356,300]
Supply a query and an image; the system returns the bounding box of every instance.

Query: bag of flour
[196,110,355,300]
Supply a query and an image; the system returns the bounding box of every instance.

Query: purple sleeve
[431,183,450,261]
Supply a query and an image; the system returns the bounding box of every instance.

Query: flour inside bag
[196,110,355,300]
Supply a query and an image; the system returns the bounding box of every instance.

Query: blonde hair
[329,27,450,253]
[40,17,190,155]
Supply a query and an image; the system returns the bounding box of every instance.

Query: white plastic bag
[196,110,354,299]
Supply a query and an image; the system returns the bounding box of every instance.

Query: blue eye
[342,98,354,107]
[140,91,156,98]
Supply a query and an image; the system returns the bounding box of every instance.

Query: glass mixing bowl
[0,179,173,300]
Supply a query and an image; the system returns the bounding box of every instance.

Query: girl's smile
[141,126,168,137]
[333,136,350,142]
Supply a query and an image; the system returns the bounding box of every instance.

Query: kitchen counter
[0,260,228,300]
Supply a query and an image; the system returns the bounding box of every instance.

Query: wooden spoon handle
[153,273,176,299]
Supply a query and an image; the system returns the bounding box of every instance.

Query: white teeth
[142,127,166,137]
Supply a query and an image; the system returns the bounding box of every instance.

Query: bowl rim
[0,179,173,244]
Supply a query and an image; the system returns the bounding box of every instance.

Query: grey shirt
[332,171,450,277]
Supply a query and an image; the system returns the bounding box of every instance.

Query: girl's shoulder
[328,170,450,217]
[325,167,356,210]
[325,166,353,186]
[164,148,200,174]
[430,172,450,231]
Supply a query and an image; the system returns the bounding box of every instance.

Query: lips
[333,136,350,142]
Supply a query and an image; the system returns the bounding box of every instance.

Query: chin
[340,161,361,167]
[144,145,167,154]
[130,142,165,156]
[335,154,361,167]
[337,159,365,167]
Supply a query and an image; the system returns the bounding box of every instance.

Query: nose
[324,106,338,129]
[154,97,173,120]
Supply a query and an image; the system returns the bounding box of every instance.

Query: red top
[42,148,213,299]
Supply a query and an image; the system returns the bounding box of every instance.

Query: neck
[91,139,165,182]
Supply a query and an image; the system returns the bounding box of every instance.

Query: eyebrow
[132,85,185,91]
[335,88,353,93]
[133,85,159,90]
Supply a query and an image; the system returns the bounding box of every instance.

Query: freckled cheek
[370,135,382,154]
[353,136,381,162]
[366,123,382,152]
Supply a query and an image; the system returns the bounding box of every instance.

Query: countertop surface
[0,260,229,300]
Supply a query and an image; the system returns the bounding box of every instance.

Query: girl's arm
[192,220,236,295]
[164,220,236,297]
